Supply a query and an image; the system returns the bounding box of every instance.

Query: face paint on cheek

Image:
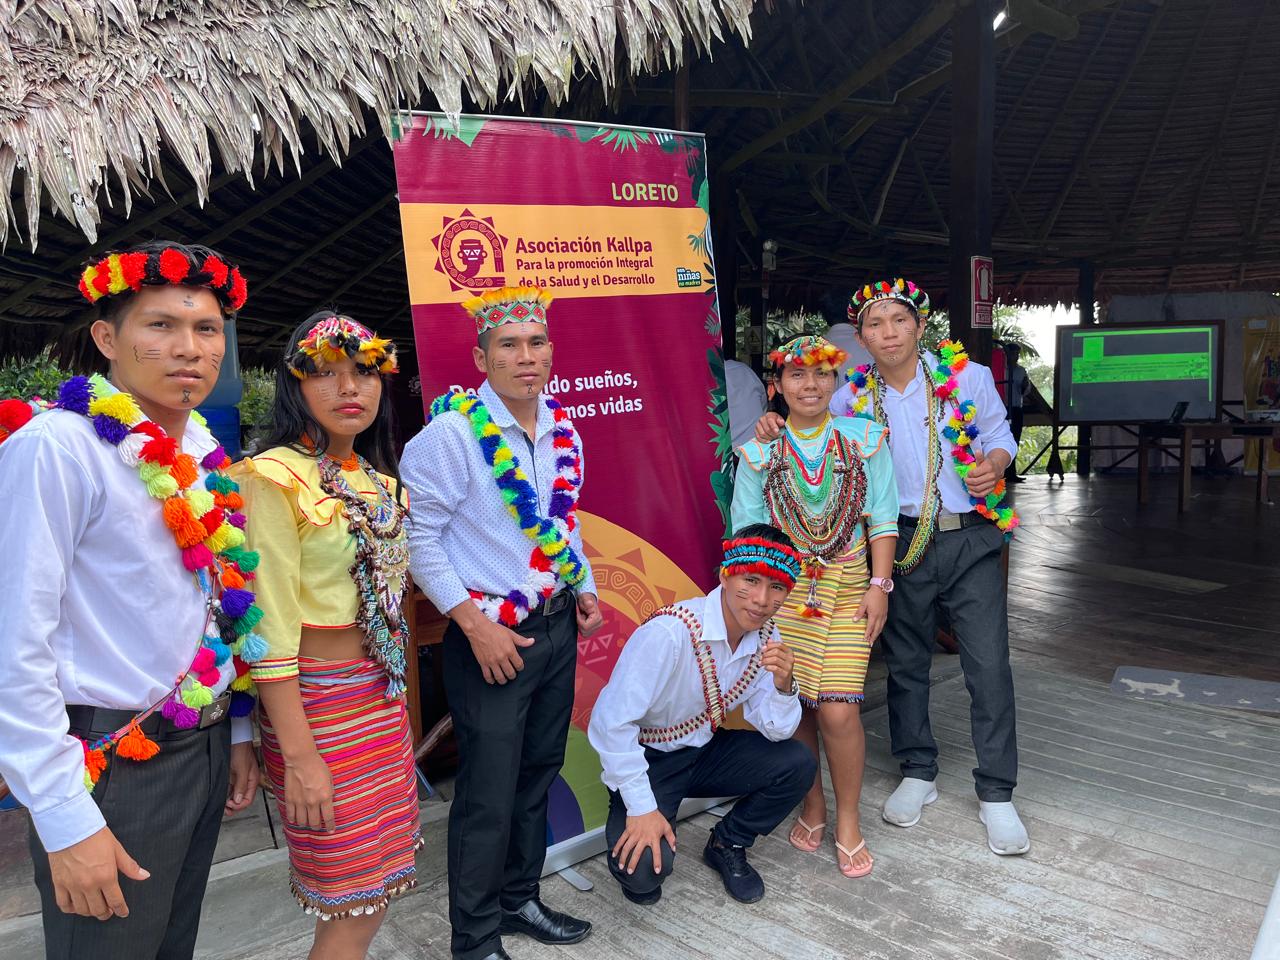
[210,353,223,371]
[311,382,340,401]
[492,359,508,370]
[132,346,163,363]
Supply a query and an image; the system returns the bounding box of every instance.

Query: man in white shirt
[588,525,815,906]
[755,278,1029,857]
[402,287,603,960]
[0,242,261,960]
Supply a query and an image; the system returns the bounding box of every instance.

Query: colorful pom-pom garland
[767,335,847,372]
[721,536,803,590]
[845,342,1019,541]
[37,375,263,790]
[288,315,398,379]
[461,286,553,335]
[78,246,248,312]
[848,277,931,323]
[427,390,586,626]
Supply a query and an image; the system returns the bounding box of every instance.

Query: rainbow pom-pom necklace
[428,390,586,626]
[51,375,265,790]
[847,340,1020,554]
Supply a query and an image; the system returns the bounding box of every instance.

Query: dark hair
[90,239,241,329]
[817,289,852,327]
[729,523,796,552]
[258,311,402,492]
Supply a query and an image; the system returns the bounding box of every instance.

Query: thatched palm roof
[0,0,754,247]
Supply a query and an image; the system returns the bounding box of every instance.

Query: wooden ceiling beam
[994,5,1121,236]
[1034,5,1166,242]
[1118,0,1218,232]
[720,0,959,175]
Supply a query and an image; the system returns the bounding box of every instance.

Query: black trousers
[604,730,816,901]
[30,719,231,960]
[880,520,1019,801]
[442,602,578,960]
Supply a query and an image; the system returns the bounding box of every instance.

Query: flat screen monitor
[1054,322,1221,425]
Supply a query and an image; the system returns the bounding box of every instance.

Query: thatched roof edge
[0,0,757,248]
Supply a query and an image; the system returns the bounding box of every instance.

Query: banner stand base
[555,866,594,892]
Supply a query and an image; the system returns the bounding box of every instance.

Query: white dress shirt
[724,359,767,451]
[0,407,249,852]
[830,353,1018,517]
[587,587,801,816]
[402,380,597,616]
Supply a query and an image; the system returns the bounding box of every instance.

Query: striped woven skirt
[260,657,422,919]
[776,537,872,708]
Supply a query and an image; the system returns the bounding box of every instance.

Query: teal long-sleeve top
[731,415,898,544]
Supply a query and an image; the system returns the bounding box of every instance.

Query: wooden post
[1077,260,1095,477]
[674,43,691,131]
[948,0,995,366]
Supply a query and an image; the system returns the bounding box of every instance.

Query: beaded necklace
[847,342,1020,573]
[763,426,867,617]
[316,453,410,698]
[635,605,769,744]
[427,390,586,626]
[49,375,264,789]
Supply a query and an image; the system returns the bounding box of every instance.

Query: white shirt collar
[478,379,555,442]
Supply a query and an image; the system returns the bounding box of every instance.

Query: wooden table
[1137,422,1280,512]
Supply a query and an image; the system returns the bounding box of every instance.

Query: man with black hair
[587,524,816,906]
[0,241,261,960]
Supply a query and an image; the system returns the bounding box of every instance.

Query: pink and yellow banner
[392,114,732,857]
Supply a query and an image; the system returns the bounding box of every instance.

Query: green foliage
[706,346,735,536]
[0,348,71,400]
[919,305,1039,358]
[734,306,826,354]
[237,366,276,442]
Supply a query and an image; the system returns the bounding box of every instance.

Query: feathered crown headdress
[848,278,931,323]
[79,244,248,313]
[288,315,398,379]
[461,286,553,335]
[768,335,847,372]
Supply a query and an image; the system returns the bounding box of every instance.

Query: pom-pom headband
[78,247,248,312]
[288,315,398,380]
[768,335,847,372]
[849,278,930,323]
[721,537,803,591]
[462,286,553,335]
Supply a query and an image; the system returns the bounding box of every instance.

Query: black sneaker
[702,831,764,903]
[622,885,662,906]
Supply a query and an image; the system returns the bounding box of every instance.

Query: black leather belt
[67,692,232,739]
[898,511,991,532]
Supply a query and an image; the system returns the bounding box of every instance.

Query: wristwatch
[869,576,894,595]
[777,676,799,697]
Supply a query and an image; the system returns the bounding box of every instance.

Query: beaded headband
[462,286,553,335]
[768,335,847,372]
[849,278,931,323]
[721,537,803,591]
[288,315,398,379]
[78,246,248,313]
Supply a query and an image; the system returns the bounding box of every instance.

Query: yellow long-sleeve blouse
[230,445,408,683]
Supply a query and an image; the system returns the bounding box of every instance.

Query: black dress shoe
[499,898,592,945]
[702,831,764,904]
[475,951,511,960]
[622,884,662,906]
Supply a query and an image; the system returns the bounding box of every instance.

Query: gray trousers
[30,720,231,960]
[880,518,1018,801]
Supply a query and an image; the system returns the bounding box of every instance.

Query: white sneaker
[978,800,1030,855]
[881,777,938,827]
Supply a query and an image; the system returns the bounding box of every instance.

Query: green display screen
[1058,324,1218,423]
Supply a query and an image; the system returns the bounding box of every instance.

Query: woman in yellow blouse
[233,313,414,960]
